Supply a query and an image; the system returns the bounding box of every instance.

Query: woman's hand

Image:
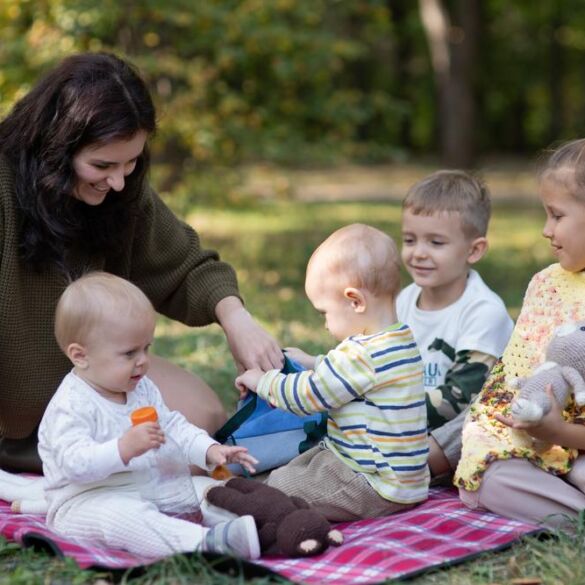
[215,297,283,373]
[283,347,317,370]
[495,385,570,445]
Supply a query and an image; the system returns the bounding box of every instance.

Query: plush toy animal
[206,477,343,557]
[511,321,585,422]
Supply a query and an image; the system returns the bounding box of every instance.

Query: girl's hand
[495,385,567,444]
[118,422,164,465]
[284,347,317,370]
[235,368,264,398]
[216,297,284,373]
[206,444,258,474]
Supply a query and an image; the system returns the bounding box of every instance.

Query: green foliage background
[0,0,406,168]
[3,0,585,179]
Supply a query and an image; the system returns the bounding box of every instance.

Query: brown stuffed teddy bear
[511,320,585,422]
[206,477,344,557]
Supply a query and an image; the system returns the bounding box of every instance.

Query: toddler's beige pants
[266,445,415,522]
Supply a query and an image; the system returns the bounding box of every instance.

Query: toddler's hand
[118,422,165,465]
[495,385,567,444]
[284,347,317,370]
[235,368,264,398]
[206,444,258,474]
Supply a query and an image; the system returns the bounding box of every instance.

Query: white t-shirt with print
[396,269,514,394]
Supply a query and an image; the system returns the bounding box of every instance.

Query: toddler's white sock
[202,515,260,560]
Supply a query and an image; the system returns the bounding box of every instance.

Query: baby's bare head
[306,224,401,300]
[54,271,155,352]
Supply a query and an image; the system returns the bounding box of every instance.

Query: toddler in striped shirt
[236,224,430,521]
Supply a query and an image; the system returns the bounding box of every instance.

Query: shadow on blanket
[0,473,543,585]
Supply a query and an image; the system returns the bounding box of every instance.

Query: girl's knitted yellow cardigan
[455,263,585,491]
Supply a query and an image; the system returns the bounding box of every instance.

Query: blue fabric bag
[213,355,327,475]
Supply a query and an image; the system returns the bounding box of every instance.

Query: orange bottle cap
[131,406,158,426]
[210,465,234,481]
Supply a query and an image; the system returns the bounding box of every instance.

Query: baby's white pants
[50,476,235,557]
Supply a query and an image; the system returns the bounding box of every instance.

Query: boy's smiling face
[401,209,486,309]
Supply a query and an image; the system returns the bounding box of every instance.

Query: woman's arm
[122,184,240,325]
[115,184,283,371]
[215,296,283,372]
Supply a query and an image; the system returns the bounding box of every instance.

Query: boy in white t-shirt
[396,170,514,477]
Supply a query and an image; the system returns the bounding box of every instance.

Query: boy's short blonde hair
[539,138,585,202]
[308,223,401,298]
[54,272,155,352]
[402,170,491,239]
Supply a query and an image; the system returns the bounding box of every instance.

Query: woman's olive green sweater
[0,157,239,438]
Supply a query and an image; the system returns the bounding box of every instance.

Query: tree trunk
[548,4,564,143]
[419,0,479,167]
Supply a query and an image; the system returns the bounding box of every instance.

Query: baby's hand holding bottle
[129,406,199,514]
[118,421,164,465]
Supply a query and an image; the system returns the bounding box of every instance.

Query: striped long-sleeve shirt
[256,322,429,504]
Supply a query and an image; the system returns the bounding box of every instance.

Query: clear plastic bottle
[131,406,199,515]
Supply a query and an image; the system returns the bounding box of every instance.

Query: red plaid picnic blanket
[0,486,541,584]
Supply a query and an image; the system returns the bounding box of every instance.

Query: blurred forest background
[2,0,584,180]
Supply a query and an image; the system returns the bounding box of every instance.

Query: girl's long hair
[0,52,157,271]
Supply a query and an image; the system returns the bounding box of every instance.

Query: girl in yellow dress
[455,139,585,528]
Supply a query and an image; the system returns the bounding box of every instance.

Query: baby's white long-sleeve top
[38,371,218,520]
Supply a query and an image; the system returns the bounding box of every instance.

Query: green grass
[4,196,579,584]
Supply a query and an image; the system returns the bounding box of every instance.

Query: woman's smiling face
[71,131,147,205]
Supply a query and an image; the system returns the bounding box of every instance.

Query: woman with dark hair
[0,52,283,472]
